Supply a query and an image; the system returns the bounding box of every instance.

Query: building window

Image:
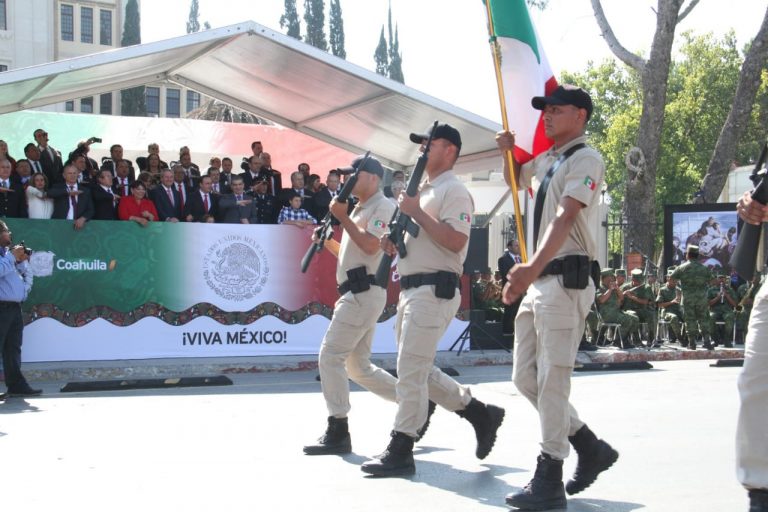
[0,0,7,31]
[61,5,74,41]
[166,89,181,118]
[100,93,112,115]
[65,101,74,112]
[186,91,201,113]
[146,87,160,116]
[81,97,93,113]
[81,7,93,43]
[100,9,112,46]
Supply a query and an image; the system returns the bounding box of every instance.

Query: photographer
[0,220,41,399]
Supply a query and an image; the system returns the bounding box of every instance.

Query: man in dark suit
[498,239,523,335]
[171,165,192,214]
[24,143,46,178]
[101,144,136,181]
[310,170,341,220]
[219,157,238,192]
[257,152,283,197]
[0,159,27,218]
[384,170,406,198]
[48,165,95,230]
[34,128,64,185]
[240,140,263,172]
[243,177,278,224]
[241,155,262,189]
[184,175,218,223]
[111,160,134,198]
[149,169,182,222]
[218,176,252,224]
[278,171,310,208]
[91,169,119,220]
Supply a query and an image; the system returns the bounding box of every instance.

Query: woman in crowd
[118,181,158,227]
[26,172,54,219]
[137,170,157,191]
[143,153,164,182]
[0,139,17,174]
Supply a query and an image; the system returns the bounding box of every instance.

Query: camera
[87,136,103,144]
[18,241,32,256]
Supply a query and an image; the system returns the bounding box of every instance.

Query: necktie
[2,180,7,188]
[203,193,209,213]
[122,178,128,196]
[166,187,174,205]
[69,186,77,209]
[177,184,184,210]
[34,161,41,173]
[237,194,242,202]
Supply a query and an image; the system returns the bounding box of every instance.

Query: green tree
[303,0,328,51]
[280,0,301,40]
[328,0,346,59]
[186,0,200,34]
[120,0,145,116]
[387,4,403,83]
[374,26,388,76]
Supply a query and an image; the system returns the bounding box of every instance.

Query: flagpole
[484,0,529,263]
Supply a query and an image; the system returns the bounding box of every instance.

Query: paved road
[0,360,745,511]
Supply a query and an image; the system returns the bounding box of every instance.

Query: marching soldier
[708,273,737,348]
[670,245,713,350]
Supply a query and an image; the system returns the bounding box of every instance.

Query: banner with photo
[663,203,738,272]
[5,219,469,362]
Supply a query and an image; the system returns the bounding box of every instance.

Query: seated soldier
[471,269,504,322]
[736,275,761,343]
[595,268,640,349]
[621,268,657,345]
[707,273,737,348]
[655,268,684,345]
[278,191,317,227]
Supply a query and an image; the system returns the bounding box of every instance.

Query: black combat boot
[506,453,567,510]
[414,400,437,442]
[361,431,415,477]
[750,489,768,511]
[303,416,352,455]
[566,424,619,495]
[455,397,506,459]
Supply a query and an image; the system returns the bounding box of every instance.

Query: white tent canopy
[0,21,502,173]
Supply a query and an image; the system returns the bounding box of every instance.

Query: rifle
[300,151,369,273]
[729,140,768,281]
[374,121,438,287]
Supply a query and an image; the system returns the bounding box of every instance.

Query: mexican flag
[485,0,557,164]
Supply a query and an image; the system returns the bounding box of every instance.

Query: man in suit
[241,155,262,189]
[34,128,64,185]
[171,165,192,214]
[310,170,341,220]
[91,169,119,220]
[178,151,201,188]
[218,176,252,224]
[243,177,278,224]
[24,143,45,178]
[498,239,523,335]
[48,165,94,230]
[0,159,27,218]
[149,169,182,222]
[384,170,406,198]
[102,144,136,181]
[240,140,264,172]
[219,157,238,192]
[111,160,134,198]
[278,171,309,208]
[184,175,218,223]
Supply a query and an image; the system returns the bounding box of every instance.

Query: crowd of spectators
[0,128,410,229]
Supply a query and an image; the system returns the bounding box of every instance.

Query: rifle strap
[533,143,586,249]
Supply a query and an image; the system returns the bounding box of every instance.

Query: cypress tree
[186,0,200,34]
[328,0,346,59]
[389,24,404,83]
[374,25,388,76]
[120,0,145,116]
[280,0,301,40]
[303,0,328,51]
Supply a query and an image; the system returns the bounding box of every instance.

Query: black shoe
[8,387,42,397]
[414,400,436,442]
[303,416,352,455]
[703,340,715,350]
[455,398,505,459]
[506,453,567,510]
[578,339,598,352]
[750,489,768,512]
[361,431,415,477]
[0,392,5,402]
[566,425,619,495]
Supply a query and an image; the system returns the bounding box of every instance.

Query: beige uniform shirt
[397,170,474,276]
[336,191,395,284]
[520,135,604,259]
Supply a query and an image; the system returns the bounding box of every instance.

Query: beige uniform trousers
[737,283,768,489]
[318,287,397,418]
[394,286,471,437]
[513,275,593,459]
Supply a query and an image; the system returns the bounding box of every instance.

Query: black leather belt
[400,272,460,290]
[337,275,378,295]
[0,300,21,307]
[539,258,568,276]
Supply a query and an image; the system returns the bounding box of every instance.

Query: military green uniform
[472,275,503,322]
[707,278,737,346]
[737,280,761,338]
[621,270,657,341]
[670,257,712,348]
[656,281,683,340]
[596,269,639,345]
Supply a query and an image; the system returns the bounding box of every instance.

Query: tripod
[449,276,511,356]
